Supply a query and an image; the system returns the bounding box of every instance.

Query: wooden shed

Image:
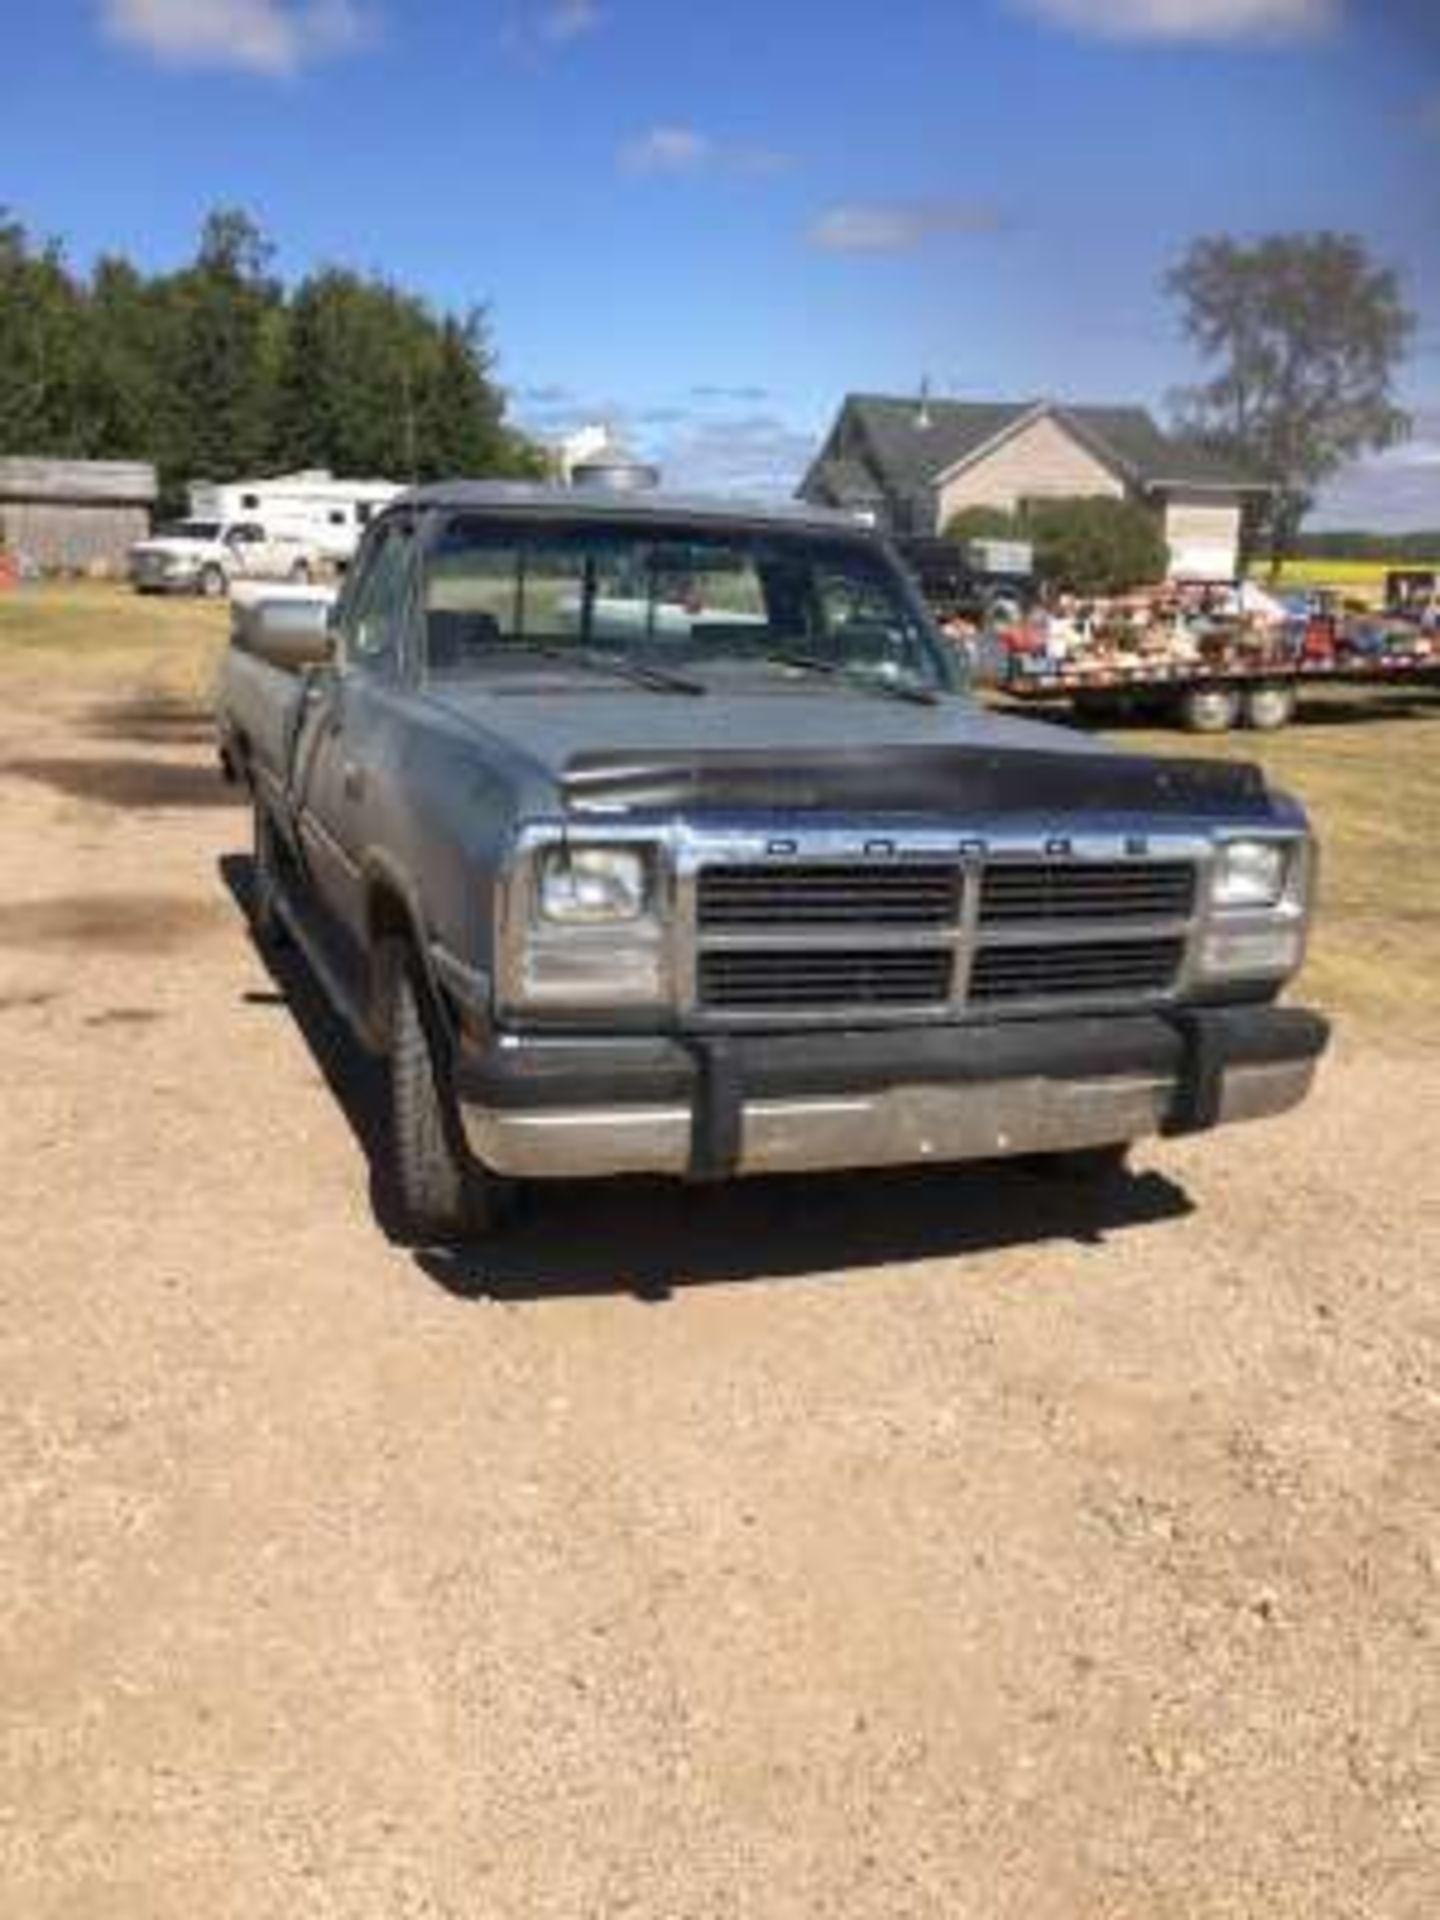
[0,458,158,575]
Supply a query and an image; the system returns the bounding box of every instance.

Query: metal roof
[801,396,1270,505]
[397,479,864,531]
[0,457,158,504]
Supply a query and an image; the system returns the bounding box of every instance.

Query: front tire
[250,795,291,947]
[384,948,500,1244]
[198,563,227,599]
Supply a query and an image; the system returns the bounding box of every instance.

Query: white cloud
[654,413,816,499]
[537,0,603,42]
[809,200,1002,254]
[617,126,793,178]
[510,394,812,499]
[1312,409,1440,532]
[619,125,712,174]
[101,0,372,75]
[1009,0,1340,43]
[692,384,772,403]
[501,0,605,57]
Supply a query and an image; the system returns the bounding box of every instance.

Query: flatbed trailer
[993,649,1440,732]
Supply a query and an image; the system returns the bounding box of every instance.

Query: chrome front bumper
[455,1010,1327,1181]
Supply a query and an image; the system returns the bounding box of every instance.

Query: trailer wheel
[1178,686,1241,734]
[1243,683,1296,732]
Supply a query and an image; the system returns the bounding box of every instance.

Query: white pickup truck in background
[128,518,326,598]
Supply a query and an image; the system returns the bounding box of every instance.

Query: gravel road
[2,680,1437,1919]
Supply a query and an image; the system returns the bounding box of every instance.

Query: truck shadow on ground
[5,754,243,810]
[85,694,219,750]
[221,854,1195,1302]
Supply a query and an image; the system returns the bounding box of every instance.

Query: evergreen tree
[166,208,283,485]
[0,213,90,454]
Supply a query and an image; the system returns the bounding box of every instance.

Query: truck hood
[425,680,1272,820]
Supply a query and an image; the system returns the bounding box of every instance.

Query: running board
[271,879,378,1052]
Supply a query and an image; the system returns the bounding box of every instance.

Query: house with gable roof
[799,393,1272,582]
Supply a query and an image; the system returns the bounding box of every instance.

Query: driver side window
[344,519,414,673]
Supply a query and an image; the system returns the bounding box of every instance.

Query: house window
[329,510,347,526]
[241,493,260,510]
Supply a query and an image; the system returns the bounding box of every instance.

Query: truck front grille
[687,850,1196,1022]
[969,938,1185,1004]
[698,948,954,1010]
[698,862,961,928]
[979,860,1196,924]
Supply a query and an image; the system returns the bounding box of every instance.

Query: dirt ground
[2,599,1437,1918]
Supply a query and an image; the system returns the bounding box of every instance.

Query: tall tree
[79,255,176,463]
[0,212,91,455]
[413,310,545,481]
[165,209,286,488]
[1166,233,1415,567]
[273,271,541,481]
[273,269,438,478]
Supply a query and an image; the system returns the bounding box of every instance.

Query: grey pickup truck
[217,482,1328,1243]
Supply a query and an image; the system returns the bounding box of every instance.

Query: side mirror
[233,595,336,670]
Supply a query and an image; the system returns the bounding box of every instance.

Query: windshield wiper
[760,651,941,707]
[571,646,707,697]
[476,641,706,696]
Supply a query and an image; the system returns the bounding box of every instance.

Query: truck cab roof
[393,480,868,538]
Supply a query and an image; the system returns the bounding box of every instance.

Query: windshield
[421,516,952,694]
[156,520,221,541]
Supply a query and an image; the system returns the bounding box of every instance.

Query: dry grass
[4,582,1436,1039]
[1248,557,1440,605]
[1111,690,1440,1040]
[0,580,227,700]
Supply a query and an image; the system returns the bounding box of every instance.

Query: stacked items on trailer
[970,580,1440,732]
[998,582,1438,678]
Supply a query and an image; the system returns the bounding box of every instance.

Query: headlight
[1213,839,1290,910]
[1198,924,1305,979]
[537,846,648,925]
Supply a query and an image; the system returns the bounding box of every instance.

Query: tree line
[0,207,544,510]
[1289,528,1440,562]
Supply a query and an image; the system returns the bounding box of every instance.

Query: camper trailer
[187,471,401,566]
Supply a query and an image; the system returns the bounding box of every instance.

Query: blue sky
[4,0,1439,524]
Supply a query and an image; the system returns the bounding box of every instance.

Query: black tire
[1177,685,1241,734]
[250,795,292,947]
[1243,683,1296,731]
[198,563,228,599]
[384,947,499,1244]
